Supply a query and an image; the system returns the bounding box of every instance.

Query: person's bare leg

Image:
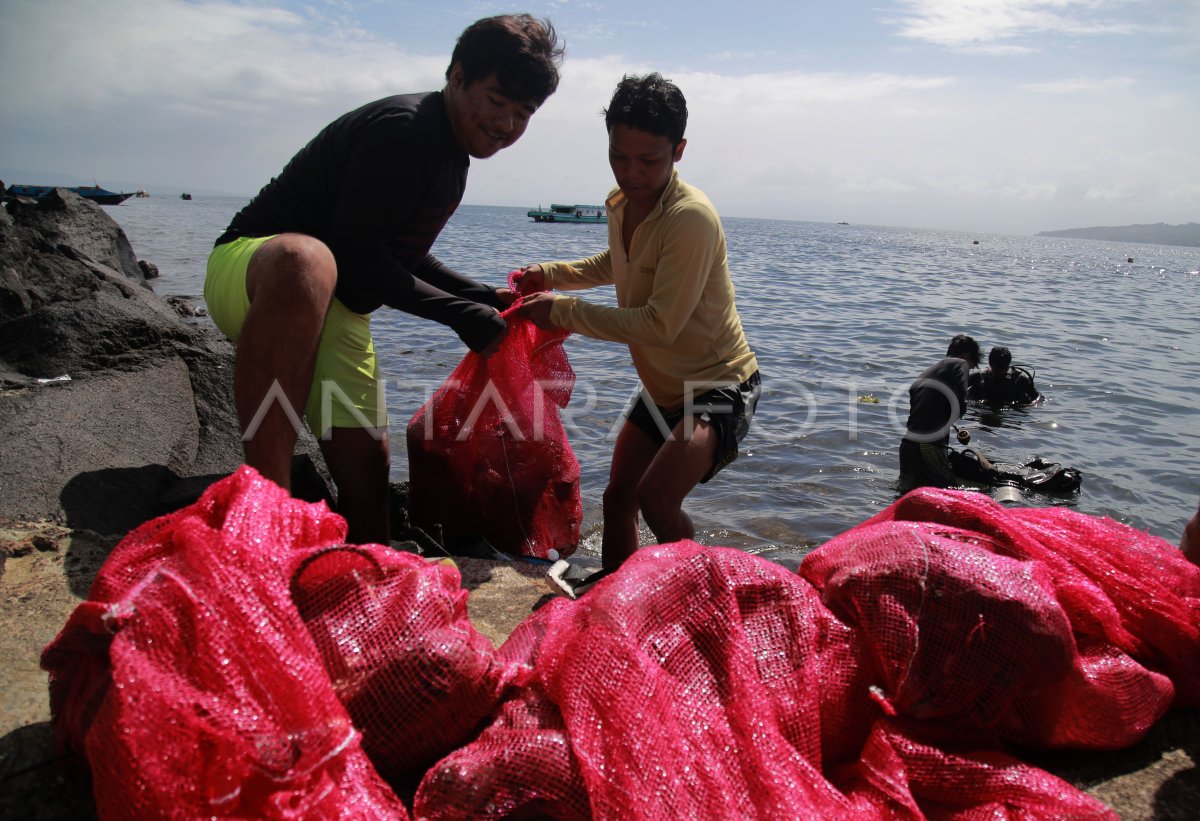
[601,421,660,570]
[236,234,336,490]
[636,417,719,544]
[320,427,391,545]
[1181,504,1200,566]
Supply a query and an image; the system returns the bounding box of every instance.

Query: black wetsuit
[900,357,972,488]
[216,92,505,351]
[968,368,1040,406]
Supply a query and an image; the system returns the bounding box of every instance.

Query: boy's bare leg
[1182,505,1200,566]
[601,421,660,569]
[636,417,719,545]
[236,234,336,491]
[320,427,391,545]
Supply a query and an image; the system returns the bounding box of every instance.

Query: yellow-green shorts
[204,235,386,437]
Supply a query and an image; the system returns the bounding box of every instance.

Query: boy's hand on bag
[512,264,547,295]
[517,292,558,330]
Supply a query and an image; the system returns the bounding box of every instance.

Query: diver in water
[899,334,981,490]
[968,346,1042,407]
[898,337,1081,497]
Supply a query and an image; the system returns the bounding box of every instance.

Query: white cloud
[1165,183,1200,206]
[1084,184,1135,203]
[1021,76,1136,93]
[482,50,1199,234]
[887,0,1147,51]
[990,181,1060,202]
[1,0,1195,234]
[703,50,788,63]
[837,176,919,196]
[480,61,960,212]
[0,0,447,188]
[1,0,446,114]
[682,70,956,108]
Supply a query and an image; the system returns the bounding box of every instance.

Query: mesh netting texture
[406,300,581,559]
[417,519,1199,820]
[41,468,410,819]
[42,476,1199,819]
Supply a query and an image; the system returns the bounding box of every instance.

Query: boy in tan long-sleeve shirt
[517,73,760,573]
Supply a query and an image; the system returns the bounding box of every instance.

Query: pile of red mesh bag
[406,285,581,559]
[418,512,1197,820]
[43,476,1200,818]
[41,468,510,819]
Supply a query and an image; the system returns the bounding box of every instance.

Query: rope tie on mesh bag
[492,273,533,552]
[499,431,533,551]
[868,529,932,717]
[494,267,569,555]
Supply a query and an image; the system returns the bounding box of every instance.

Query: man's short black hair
[947,333,981,364]
[447,14,564,106]
[604,73,688,146]
[989,346,1012,371]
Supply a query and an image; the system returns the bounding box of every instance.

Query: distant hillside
[1037,222,1200,247]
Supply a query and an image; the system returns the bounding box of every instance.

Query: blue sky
[1,0,1196,233]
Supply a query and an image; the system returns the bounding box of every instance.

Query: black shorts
[625,371,761,483]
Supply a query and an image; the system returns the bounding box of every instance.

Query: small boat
[527,203,606,224]
[180,193,193,200]
[5,183,134,205]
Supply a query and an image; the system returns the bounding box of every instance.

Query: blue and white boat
[527,203,606,224]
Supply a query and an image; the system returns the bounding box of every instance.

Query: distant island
[1036,222,1200,248]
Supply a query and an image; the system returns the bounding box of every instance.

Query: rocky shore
[1,189,1195,818]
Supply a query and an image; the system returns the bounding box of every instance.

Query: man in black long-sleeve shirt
[204,14,563,544]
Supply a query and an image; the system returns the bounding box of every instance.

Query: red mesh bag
[418,543,880,819]
[406,286,581,559]
[856,488,1200,708]
[415,687,592,819]
[41,475,1196,819]
[291,545,513,783]
[40,467,408,819]
[837,718,1115,818]
[801,516,1174,749]
[416,541,1126,819]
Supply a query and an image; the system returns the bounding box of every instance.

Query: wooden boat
[5,183,134,205]
[527,203,606,224]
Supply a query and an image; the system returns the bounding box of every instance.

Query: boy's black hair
[604,73,688,146]
[447,14,564,106]
[988,346,1013,371]
[946,334,981,364]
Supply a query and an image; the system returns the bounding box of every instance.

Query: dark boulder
[0,189,332,535]
[4,188,145,284]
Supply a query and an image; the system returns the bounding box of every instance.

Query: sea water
[108,196,1200,565]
